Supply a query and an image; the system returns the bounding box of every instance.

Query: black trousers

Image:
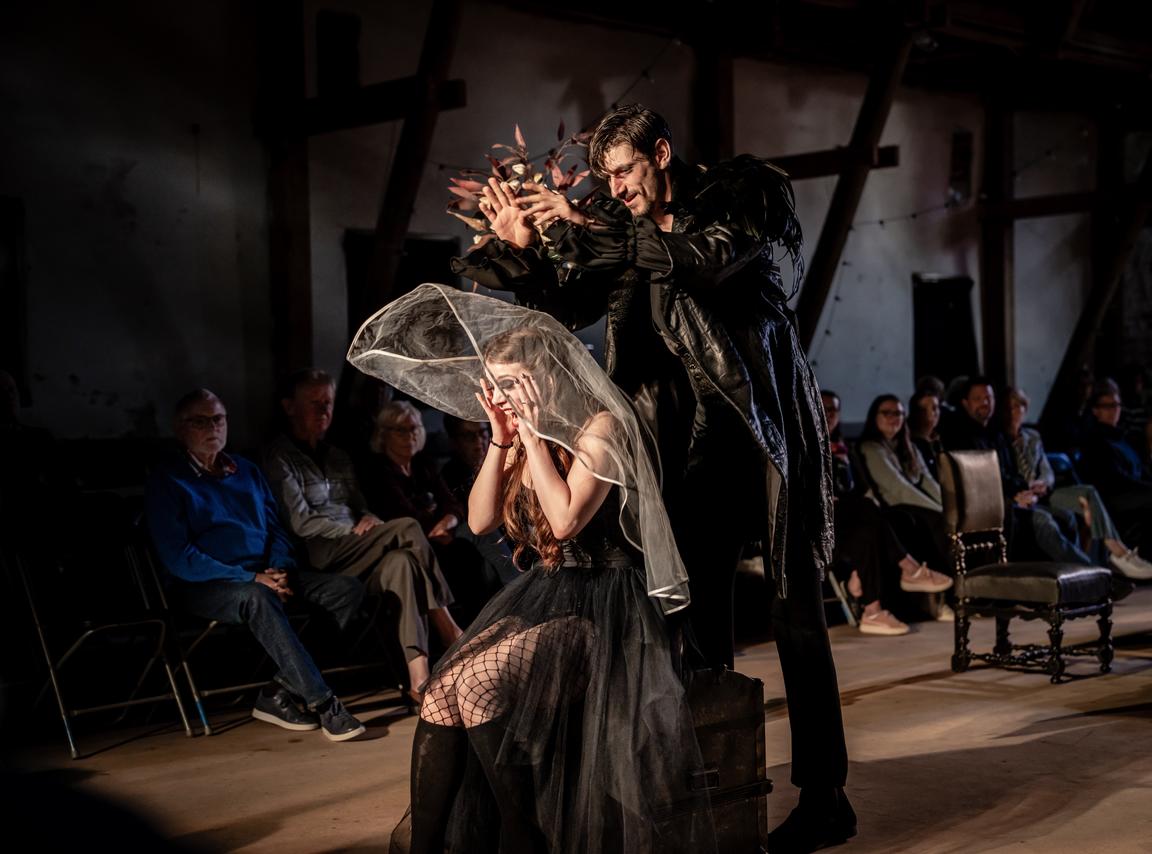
[672,462,849,790]
[834,495,906,605]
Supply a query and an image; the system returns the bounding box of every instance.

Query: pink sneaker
[900,564,954,593]
[859,610,910,636]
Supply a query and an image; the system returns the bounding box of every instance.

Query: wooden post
[261,0,313,376]
[358,0,463,327]
[1041,131,1152,426]
[978,95,1015,388]
[796,28,914,350]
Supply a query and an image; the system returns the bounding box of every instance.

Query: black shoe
[317,695,366,742]
[767,788,857,854]
[251,686,320,732]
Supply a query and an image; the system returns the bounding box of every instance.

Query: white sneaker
[1110,548,1152,581]
[935,603,955,622]
[859,610,910,636]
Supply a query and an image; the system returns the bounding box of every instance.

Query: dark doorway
[342,230,462,338]
[912,274,980,389]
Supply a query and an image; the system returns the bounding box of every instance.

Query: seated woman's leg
[456,619,593,854]
[404,617,528,854]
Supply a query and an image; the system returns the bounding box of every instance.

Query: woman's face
[821,393,841,435]
[1008,396,1028,432]
[382,413,422,462]
[875,400,906,442]
[485,360,534,416]
[916,395,940,434]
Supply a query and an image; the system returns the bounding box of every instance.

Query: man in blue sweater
[146,388,365,741]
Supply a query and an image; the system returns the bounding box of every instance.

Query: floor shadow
[782,716,1151,853]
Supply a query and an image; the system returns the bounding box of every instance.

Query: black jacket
[451,156,833,590]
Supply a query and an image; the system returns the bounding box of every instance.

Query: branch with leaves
[446,123,593,246]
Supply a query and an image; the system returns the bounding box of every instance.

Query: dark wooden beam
[770,145,899,181]
[1042,127,1152,425]
[357,0,464,329]
[299,77,466,138]
[261,0,313,377]
[691,42,734,165]
[796,28,914,350]
[978,94,1015,388]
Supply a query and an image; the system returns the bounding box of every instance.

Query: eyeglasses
[183,414,227,430]
[878,409,906,418]
[1095,401,1122,410]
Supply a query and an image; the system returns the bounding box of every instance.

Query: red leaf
[448,185,479,201]
[450,178,486,192]
[485,155,507,179]
[514,124,527,151]
[447,209,488,230]
[557,120,565,141]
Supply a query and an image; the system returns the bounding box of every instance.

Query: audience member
[939,378,1093,566]
[857,394,951,574]
[263,369,462,701]
[360,402,501,624]
[1078,382,1152,559]
[146,389,366,741]
[908,390,943,481]
[822,391,951,636]
[1003,387,1152,580]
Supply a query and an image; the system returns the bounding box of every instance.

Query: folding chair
[10,523,197,759]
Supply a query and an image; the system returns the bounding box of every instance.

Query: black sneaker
[317,696,366,742]
[251,687,320,732]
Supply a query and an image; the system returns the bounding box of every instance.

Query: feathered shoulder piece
[689,154,805,298]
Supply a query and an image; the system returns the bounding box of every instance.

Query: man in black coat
[452,104,851,852]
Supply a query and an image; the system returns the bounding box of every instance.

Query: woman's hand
[518,182,587,230]
[427,514,458,544]
[514,372,544,446]
[476,377,517,446]
[479,178,536,248]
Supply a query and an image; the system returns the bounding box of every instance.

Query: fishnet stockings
[419,616,594,728]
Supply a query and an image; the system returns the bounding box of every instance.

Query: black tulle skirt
[394,560,716,854]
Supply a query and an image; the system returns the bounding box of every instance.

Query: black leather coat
[450,156,834,592]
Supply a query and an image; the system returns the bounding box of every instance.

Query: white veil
[347,283,690,614]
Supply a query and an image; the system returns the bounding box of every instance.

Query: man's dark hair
[280,368,335,400]
[1090,379,1121,408]
[173,388,221,420]
[958,375,995,401]
[588,104,673,177]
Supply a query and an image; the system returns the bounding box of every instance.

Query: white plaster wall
[2,3,272,441]
[735,59,984,424]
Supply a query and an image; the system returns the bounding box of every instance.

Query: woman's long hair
[908,390,940,440]
[483,328,572,570]
[860,393,922,480]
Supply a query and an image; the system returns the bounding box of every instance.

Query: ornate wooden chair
[938,450,1114,683]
